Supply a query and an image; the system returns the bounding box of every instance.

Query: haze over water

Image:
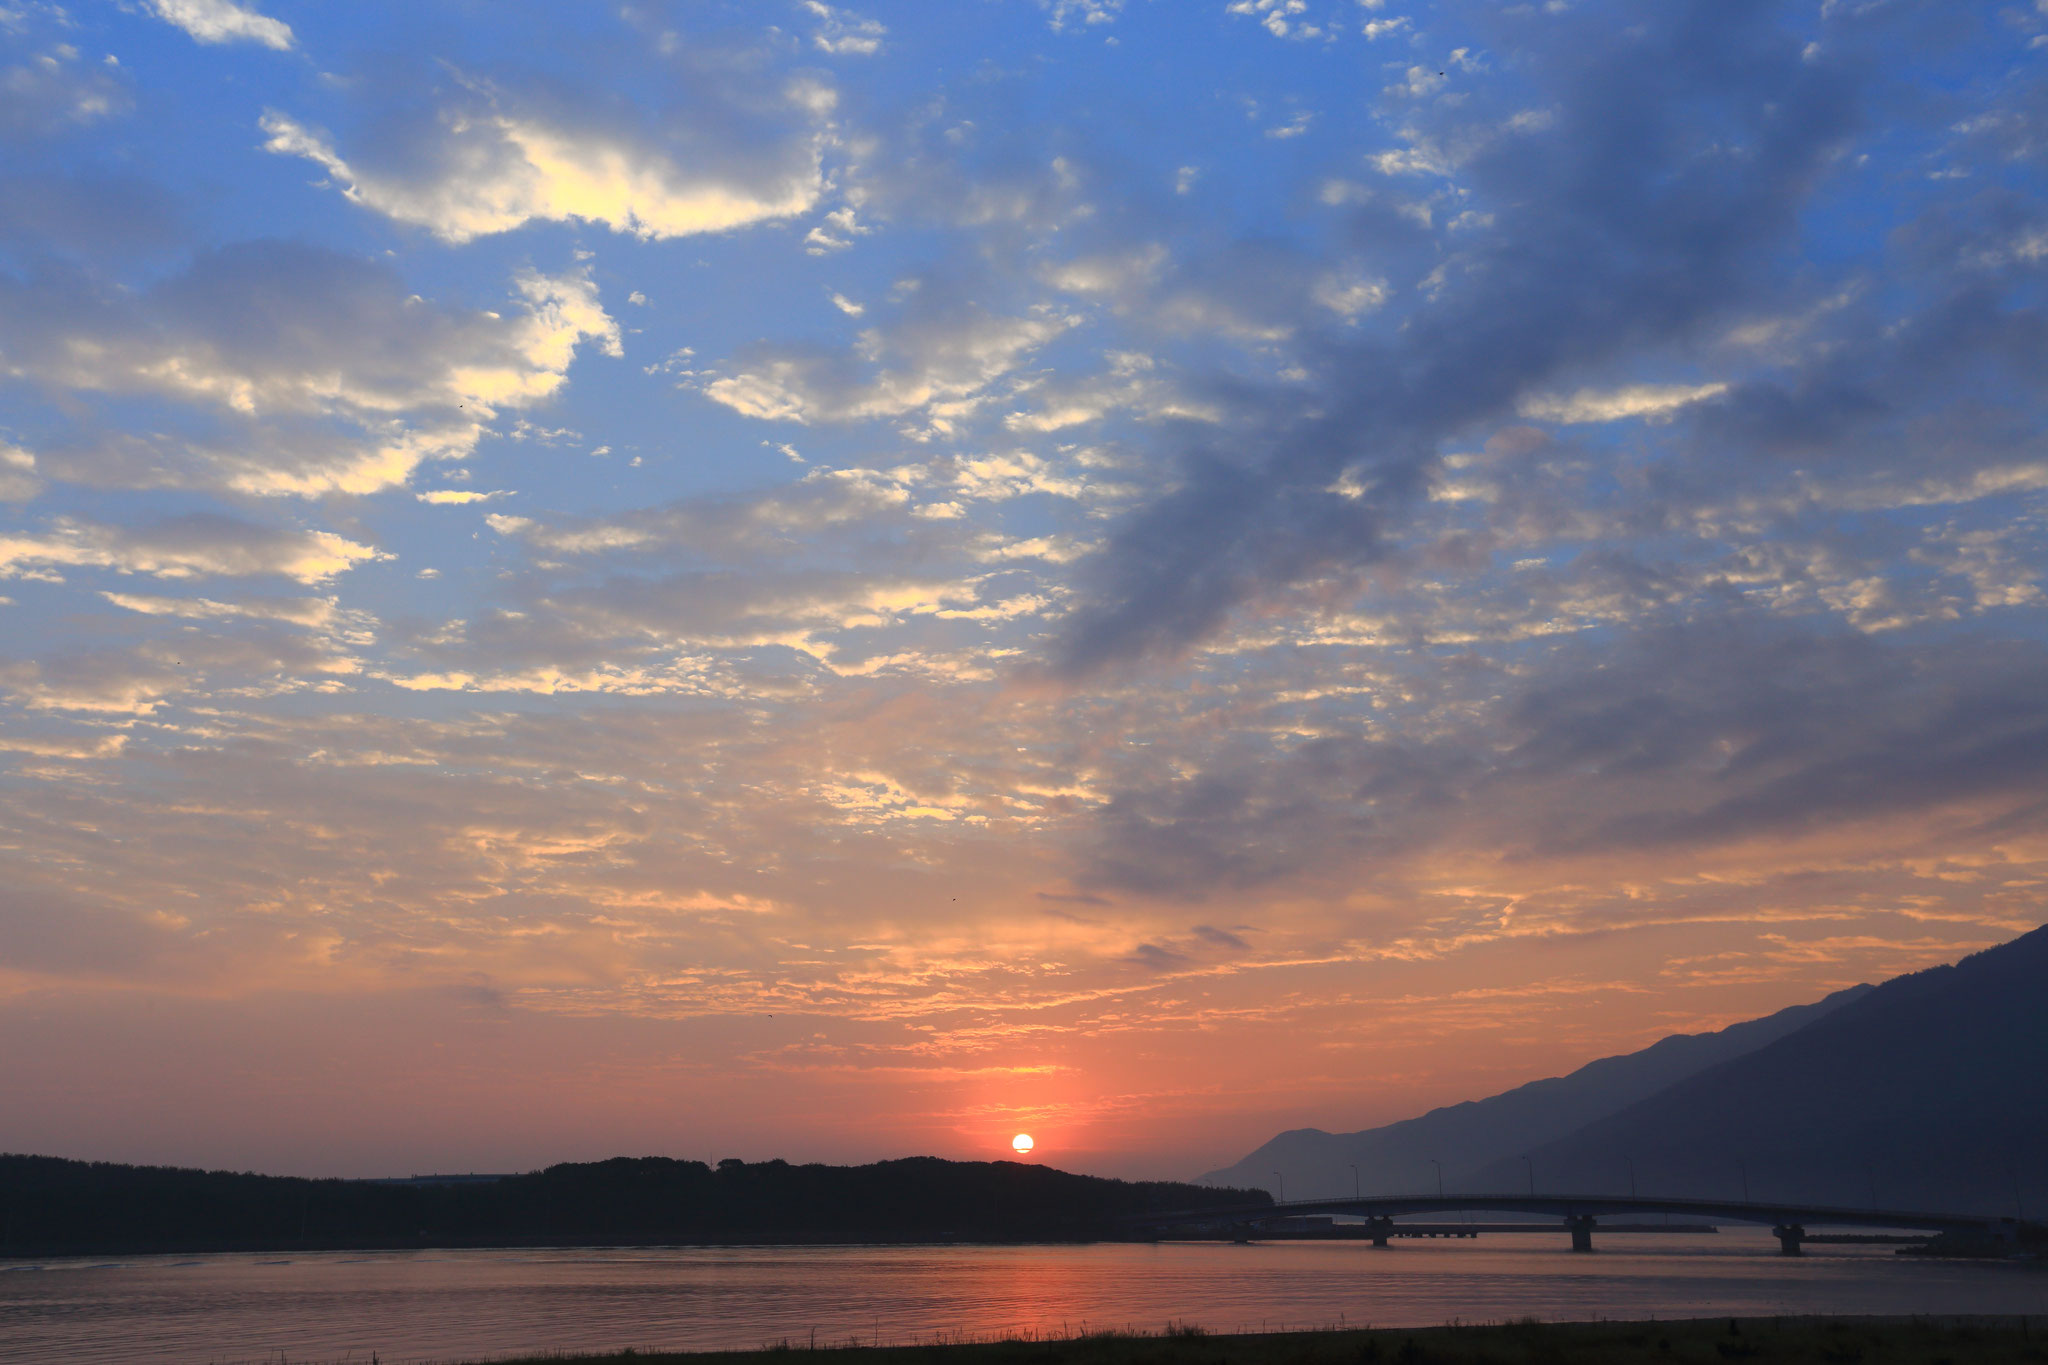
[7,1239,2048,1365]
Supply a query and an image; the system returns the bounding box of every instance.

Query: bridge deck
[1130,1192,2015,1234]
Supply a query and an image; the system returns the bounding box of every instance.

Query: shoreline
[456,1317,2048,1365]
[0,1233,1121,1260]
[0,1228,1728,1260]
[8,1226,2030,1264]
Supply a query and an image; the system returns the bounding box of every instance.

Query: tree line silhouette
[0,1154,1266,1256]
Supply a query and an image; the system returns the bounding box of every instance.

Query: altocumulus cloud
[0,0,2044,1178]
[0,242,619,496]
[0,515,381,586]
[260,62,834,243]
[144,0,294,51]
[1048,0,1873,676]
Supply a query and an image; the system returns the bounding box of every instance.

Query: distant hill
[1465,924,2048,1216]
[0,1154,1269,1257]
[1199,985,1872,1200]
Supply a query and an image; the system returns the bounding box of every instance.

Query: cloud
[804,2,885,55]
[479,462,932,563]
[101,590,339,628]
[0,515,383,584]
[144,0,293,51]
[0,43,129,138]
[1,244,618,496]
[1040,0,1123,32]
[1040,245,1168,300]
[1003,353,1221,433]
[1076,611,2048,901]
[260,65,830,243]
[385,566,995,677]
[0,0,2043,1178]
[0,615,363,711]
[1122,940,1188,971]
[804,205,870,254]
[0,169,185,260]
[1136,241,1356,344]
[0,445,40,501]
[1518,382,1728,424]
[1046,0,1872,675]
[702,298,1080,432]
[416,489,511,505]
[1228,0,1321,41]
[1312,271,1391,322]
[839,108,1094,235]
[376,444,1116,691]
[1391,65,1446,99]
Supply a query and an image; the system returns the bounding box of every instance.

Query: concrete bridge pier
[1567,1215,1596,1252]
[1366,1216,1395,1247]
[1773,1224,1805,1257]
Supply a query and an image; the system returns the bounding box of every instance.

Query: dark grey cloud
[1048,0,1872,675]
[1532,628,2048,856]
[1120,941,1187,971]
[0,170,184,260]
[1074,611,2048,899]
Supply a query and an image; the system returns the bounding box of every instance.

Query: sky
[1,0,2044,1183]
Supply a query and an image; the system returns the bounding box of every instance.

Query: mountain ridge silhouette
[1465,922,2048,1215]
[1205,924,2048,1218]
[1199,984,1871,1198]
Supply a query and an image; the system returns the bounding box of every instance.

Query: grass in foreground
[475,1316,2048,1365]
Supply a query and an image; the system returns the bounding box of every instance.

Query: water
[3,1232,2044,1364]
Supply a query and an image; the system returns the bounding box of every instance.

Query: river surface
[4,1232,2045,1364]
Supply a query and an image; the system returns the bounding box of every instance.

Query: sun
[1011,1133,1034,1155]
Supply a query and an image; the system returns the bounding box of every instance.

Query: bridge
[1125,1193,2027,1256]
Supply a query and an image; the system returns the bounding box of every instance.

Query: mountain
[1200,984,1872,1200]
[1466,923,2048,1216]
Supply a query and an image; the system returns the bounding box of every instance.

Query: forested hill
[0,1154,1263,1257]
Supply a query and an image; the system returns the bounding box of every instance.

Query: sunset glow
[0,0,2041,1185]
